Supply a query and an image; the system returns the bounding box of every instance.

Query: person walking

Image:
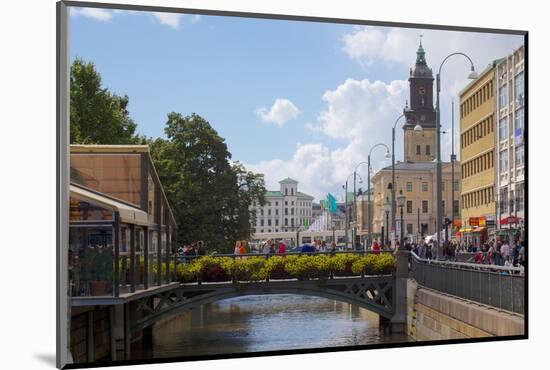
[262,239,272,256]
[501,240,511,265]
[234,240,242,258]
[239,240,248,259]
[278,241,286,255]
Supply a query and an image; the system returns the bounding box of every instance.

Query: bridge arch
[131,277,395,333]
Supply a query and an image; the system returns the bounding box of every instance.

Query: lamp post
[343,172,357,249]
[353,162,368,249]
[383,197,391,248]
[397,189,406,249]
[366,144,390,248]
[435,52,478,259]
[391,114,422,246]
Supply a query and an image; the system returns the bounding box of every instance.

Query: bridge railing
[410,252,525,315]
[173,250,395,284]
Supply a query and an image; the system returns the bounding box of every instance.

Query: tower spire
[416,34,426,65]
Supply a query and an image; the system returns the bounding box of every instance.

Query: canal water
[141,294,409,359]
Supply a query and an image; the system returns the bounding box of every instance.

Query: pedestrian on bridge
[278,241,286,255]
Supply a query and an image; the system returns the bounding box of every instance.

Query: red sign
[469,217,480,226]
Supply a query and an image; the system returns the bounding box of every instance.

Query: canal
[137,294,410,359]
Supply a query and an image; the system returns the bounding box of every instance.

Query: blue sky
[70,7,524,201]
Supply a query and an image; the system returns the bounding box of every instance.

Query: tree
[150,113,266,253]
[70,58,140,144]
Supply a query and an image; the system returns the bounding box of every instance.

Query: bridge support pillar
[389,249,409,334]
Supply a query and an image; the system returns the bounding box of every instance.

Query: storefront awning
[70,184,149,226]
[471,226,487,233]
[500,216,522,225]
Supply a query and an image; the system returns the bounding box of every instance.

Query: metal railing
[410,252,525,315]
[175,249,391,262]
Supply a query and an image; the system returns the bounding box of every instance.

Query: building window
[500,187,508,213]
[291,219,294,227]
[260,219,264,226]
[275,219,279,226]
[260,209,264,216]
[285,188,288,196]
[499,85,507,108]
[426,145,430,156]
[422,200,428,213]
[416,145,421,155]
[268,219,272,226]
[291,208,294,215]
[406,182,413,192]
[275,202,278,206]
[285,218,288,226]
[516,182,524,212]
[406,200,413,214]
[275,209,279,215]
[406,224,413,235]
[291,188,294,196]
[267,201,271,206]
[515,145,525,167]
[268,209,271,216]
[453,200,459,216]
[499,149,508,172]
[515,108,524,130]
[291,201,294,206]
[499,117,508,141]
[453,180,459,192]
[515,72,524,104]
[285,208,288,215]
[285,201,288,206]
[422,182,428,192]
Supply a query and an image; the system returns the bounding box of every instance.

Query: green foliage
[175,253,396,283]
[70,58,141,144]
[149,113,266,252]
[351,254,395,275]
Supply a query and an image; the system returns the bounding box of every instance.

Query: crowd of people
[176,240,206,261]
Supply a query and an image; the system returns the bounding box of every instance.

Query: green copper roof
[416,38,426,65]
[265,191,284,197]
[279,177,299,184]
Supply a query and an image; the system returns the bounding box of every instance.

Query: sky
[70,7,524,202]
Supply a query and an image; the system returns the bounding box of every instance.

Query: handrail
[178,250,393,259]
[410,251,523,274]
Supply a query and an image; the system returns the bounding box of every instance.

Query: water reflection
[146,294,407,359]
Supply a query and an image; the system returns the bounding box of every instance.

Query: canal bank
[406,280,524,340]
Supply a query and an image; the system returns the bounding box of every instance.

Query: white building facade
[253,178,314,233]
[495,45,525,228]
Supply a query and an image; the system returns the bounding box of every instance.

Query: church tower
[403,38,437,162]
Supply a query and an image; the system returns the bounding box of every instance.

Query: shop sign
[469,217,480,226]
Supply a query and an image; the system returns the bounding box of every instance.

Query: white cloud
[71,8,114,22]
[256,98,301,127]
[246,27,523,202]
[248,78,402,200]
[71,8,200,29]
[152,12,183,29]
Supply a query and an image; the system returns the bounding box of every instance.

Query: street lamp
[435,52,477,259]
[391,114,421,246]
[397,189,406,249]
[366,144,390,248]
[343,172,361,249]
[383,196,391,248]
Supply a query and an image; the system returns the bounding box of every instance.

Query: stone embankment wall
[407,280,524,341]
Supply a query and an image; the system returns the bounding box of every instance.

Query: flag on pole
[327,193,338,213]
